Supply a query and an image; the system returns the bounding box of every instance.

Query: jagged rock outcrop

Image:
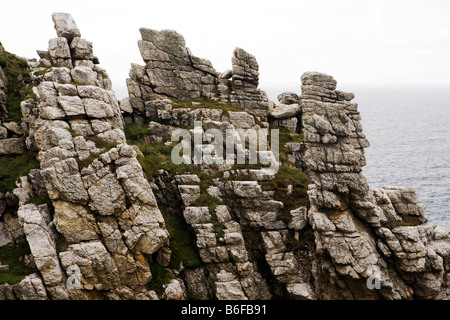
[1,14,449,301]
[299,71,450,299]
[124,29,268,120]
[1,13,169,300]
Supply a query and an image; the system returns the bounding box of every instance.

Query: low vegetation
[0,153,40,193]
[0,243,35,284]
[0,46,34,122]
[147,260,176,295]
[124,122,151,141]
[159,205,202,269]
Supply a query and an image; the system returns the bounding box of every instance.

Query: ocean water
[355,88,450,229]
[265,86,450,229]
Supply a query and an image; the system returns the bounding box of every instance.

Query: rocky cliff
[0,13,449,300]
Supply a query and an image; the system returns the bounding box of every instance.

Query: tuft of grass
[0,243,35,284]
[124,122,152,142]
[277,126,304,145]
[0,46,34,122]
[32,68,51,77]
[135,139,204,179]
[0,153,40,193]
[159,205,202,269]
[147,261,176,295]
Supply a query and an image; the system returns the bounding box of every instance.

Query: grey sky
[1,0,449,100]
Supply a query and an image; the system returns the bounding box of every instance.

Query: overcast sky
[1,0,449,100]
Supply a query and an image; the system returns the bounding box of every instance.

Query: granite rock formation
[0,13,449,300]
[125,29,268,119]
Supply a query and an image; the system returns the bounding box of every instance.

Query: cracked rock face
[1,14,449,301]
[300,71,450,300]
[0,13,169,300]
[125,29,268,119]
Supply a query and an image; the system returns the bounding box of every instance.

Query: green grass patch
[277,126,304,145]
[159,205,202,269]
[0,244,35,284]
[171,97,248,113]
[124,122,152,142]
[0,153,40,193]
[147,261,176,295]
[32,68,51,77]
[0,46,34,122]
[135,139,204,179]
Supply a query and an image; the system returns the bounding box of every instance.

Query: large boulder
[52,12,81,42]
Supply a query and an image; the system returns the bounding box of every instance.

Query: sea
[265,87,450,229]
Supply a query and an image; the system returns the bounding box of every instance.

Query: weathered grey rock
[232,181,262,198]
[286,283,315,300]
[178,185,200,206]
[41,158,89,204]
[156,247,172,267]
[183,268,211,300]
[0,138,25,155]
[270,104,301,119]
[288,207,308,230]
[88,173,126,216]
[53,201,99,242]
[71,66,97,86]
[70,37,93,60]
[220,69,233,79]
[18,204,64,287]
[175,174,200,184]
[276,117,298,132]
[54,83,78,96]
[0,283,16,300]
[58,95,85,116]
[139,28,187,58]
[162,279,186,300]
[0,126,7,139]
[52,67,72,83]
[0,262,9,272]
[277,92,299,105]
[82,98,114,118]
[2,122,24,135]
[59,241,120,291]
[215,270,247,300]
[335,90,355,101]
[183,207,211,224]
[12,274,48,300]
[119,97,133,113]
[52,12,81,42]
[301,71,337,90]
[228,111,256,129]
[48,38,71,59]
[0,222,14,247]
